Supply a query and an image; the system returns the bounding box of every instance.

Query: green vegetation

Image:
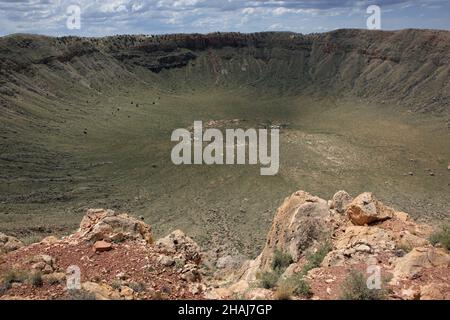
[128,281,146,293]
[259,249,293,289]
[429,225,450,250]
[300,240,332,275]
[259,271,280,289]
[29,271,43,287]
[1,269,28,287]
[271,249,293,273]
[339,270,386,300]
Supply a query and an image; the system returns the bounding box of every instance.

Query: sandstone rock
[40,236,59,245]
[181,263,201,282]
[93,240,112,253]
[393,247,450,280]
[42,272,66,284]
[30,254,56,274]
[0,233,24,253]
[156,230,201,263]
[259,191,330,270]
[395,231,429,250]
[332,191,353,214]
[81,282,120,300]
[119,286,134,300]
[394,211,410,222]
[157,254,175,267]
[228,280,250,297]
[346,193,394,225]
[216,255,245,270]
[236,255,262,282]
[76,209,153,244]
[322,226,395,267]
[244,288,272,300]
[401,287,421,300]
[420,284,448,300]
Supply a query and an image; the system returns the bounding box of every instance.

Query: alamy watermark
[171,121,279,175]
[366,5,381,30]
[66,4,81,30]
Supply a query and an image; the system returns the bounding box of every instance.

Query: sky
[0,0,449,37]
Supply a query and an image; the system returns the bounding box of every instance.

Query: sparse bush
[128,281,146,293]
[300,240,332,276]
[271,249,293,273]
[259,271,279,289]
[339,270,386,300]
[429,225,450,250]
[280,275,312,298]
[274,281,295,300]
[29,271,43,287]
[111,280,122,291]
[294,278,312,297]
[1,269,27,287]
[174,259,185,269]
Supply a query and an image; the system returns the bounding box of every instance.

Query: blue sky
[0,0,449,36]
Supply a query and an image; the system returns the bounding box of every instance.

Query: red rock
[93,240,112,253]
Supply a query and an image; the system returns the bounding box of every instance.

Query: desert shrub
[45,274,64,285]
[339,270,386,300]
[259,271,279,289]
[274,281,295,300]
[174,259,185,269]
[111,280,122,291]
[280,274,312,298]
[396,242,413,253]
[293,278,312,297]
[1,269,27,286]
[128,281,146,293]
[301,240,332,275]
[429,225,450,250]
[67,289,96,300]
[29,271,43,287]
[271,249,293,273]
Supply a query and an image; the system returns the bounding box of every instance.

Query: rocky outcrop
[156,230,202,264]
[258,191,331,271]
[229,190,449,300]
[74,209,153,244]
[346,193,394,226]
[1,191,449,300]
[0,233,23,253]
[392,247,450,280]
[331,191,353,214]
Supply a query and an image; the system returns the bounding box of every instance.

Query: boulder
[42,272,66,284]
[40,236,59,245]
[93,240,112,253]
[322,226,396,267]
[395,231,429,250]
[81,282,120,300]
[157,254,175,267]
[156,230,201,263]
[331,191,353,214]
[393,247,450,280]
[216,255,245,270]
[259,191,330,270]
[30,254,56,274]
[420,284,449,300]
[0,233,24,253]
[75,209,152,244]
[346,193,394,226]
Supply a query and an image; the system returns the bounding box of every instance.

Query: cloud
[0,0,449,36]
